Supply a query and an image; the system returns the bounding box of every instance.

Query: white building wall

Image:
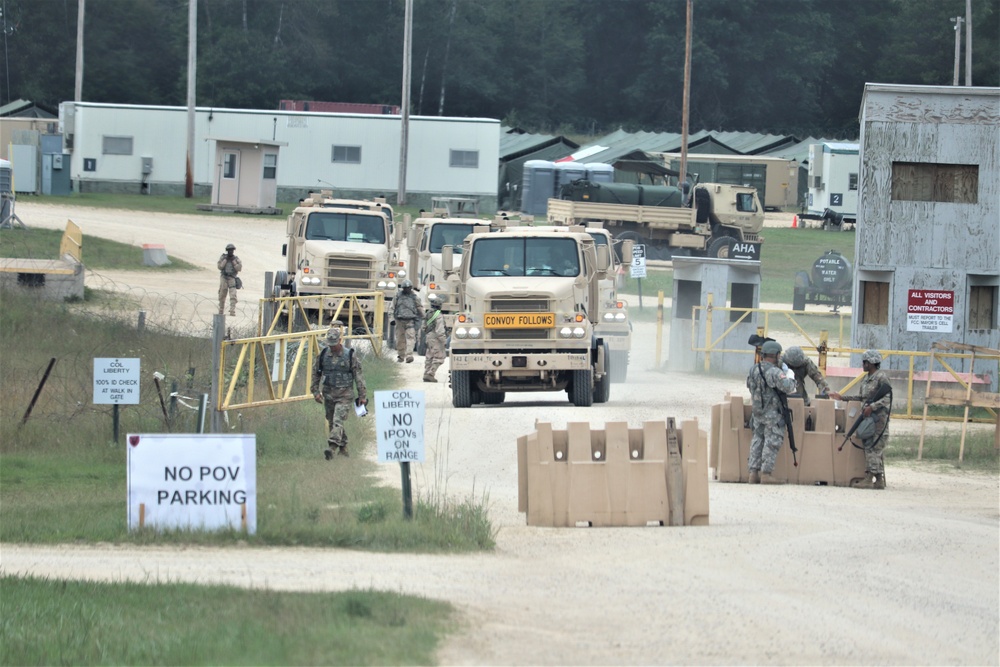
[60,103,500,206]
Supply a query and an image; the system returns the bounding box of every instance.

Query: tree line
[5,0,998,138]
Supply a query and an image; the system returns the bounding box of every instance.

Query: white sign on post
[630,244,647,279]
[375,390,425,462]
[126,433,257,533]
[93,357,141,405]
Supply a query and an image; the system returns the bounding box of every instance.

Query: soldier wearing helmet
[830,350,891,489]
[782,346,831,406]
[311,327,367,459]
[392,279,424,362]
[746,339,797,484]
[422,295,448,382]
[217,243,243,316]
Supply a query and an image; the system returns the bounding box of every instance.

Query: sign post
[94,357,141,444]
[630,244,647,309]
[375,389,425,519]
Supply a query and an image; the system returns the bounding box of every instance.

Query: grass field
[0,226,199,271]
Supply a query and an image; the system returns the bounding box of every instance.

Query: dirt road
[4,201,998,665]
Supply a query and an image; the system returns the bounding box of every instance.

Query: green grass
[1,575,452,666]
[0,227,199,271]
[887,431,999,472]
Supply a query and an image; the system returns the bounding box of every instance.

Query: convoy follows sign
[907,290,954,333]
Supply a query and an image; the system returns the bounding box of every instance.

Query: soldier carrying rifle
[746,340,797,484]
[830,350,892,490]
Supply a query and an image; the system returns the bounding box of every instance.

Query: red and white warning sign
[907,290,954,333]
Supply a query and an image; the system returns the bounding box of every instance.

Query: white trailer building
[58,102,501,211]
[853,84,1000,384]
[804,142,859,227]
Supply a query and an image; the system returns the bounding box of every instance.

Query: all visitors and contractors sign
[907,290,954,333]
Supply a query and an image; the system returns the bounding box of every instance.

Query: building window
[450,150,479,168]
[102,136,133,155]
[223,153,237,179]
[849,173,858,191]
[860,281,889,325]
[332,145,361,163]
[968,284,998,330]
[890,162,978,203]
[263,154,277,179]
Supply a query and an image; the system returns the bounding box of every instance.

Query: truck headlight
[559,327,573,338]
[467,327,481,339]
[614,313,626,322]
[573,327,586,338]
[387,281,397,289]
[454,327,468,339]
[397,269,406,278]
[603,312,614,321]
[377,280,387,288]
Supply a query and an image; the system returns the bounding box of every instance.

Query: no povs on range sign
[374,390,425,462]
[907,290,954,333]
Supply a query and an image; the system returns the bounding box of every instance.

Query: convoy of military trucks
[274,174,768,407]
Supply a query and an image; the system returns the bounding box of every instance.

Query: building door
[216,150,241,205]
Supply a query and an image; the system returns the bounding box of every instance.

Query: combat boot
[397,356,404,362]
[873,473,886,490]
[406,355,414,363]
[760,472,782,485]
[337,446,349,457]
[748,471,760,484]
[851,474,875,489]
[423,375,437,382]
[324,448,334,461]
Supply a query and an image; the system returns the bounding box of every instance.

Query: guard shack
[669,257,761,375]
[199,138,286,215]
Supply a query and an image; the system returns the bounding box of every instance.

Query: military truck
[274,192,405,334]
[442,227,613,407]
[585,227,632,382]
[547,180,764,261]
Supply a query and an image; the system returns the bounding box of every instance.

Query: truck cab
[444,228,612,407]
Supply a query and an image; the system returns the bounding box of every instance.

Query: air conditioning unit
[811,176,822,189]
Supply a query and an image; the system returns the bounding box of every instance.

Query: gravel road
[4,201,998,666]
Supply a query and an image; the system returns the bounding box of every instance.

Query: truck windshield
[469,237,579,277]
[736,193,757,212]
[429,224,476,254]
[305,212,386,244]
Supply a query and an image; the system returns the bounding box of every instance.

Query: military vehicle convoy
[441,227,613,408]
[274,192,404,335]
[547,180,764,261]
[585,227,632,382]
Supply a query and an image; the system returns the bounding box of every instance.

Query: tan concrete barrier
[517,420,709,527]
[712,395,868,486]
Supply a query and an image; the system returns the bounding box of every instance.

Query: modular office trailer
[58,102,501,211]
[805,142,859,223]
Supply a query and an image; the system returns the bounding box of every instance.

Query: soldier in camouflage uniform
[217,243,242,316]
[423,295,448,382]
[746,340,797,484]
[830,349,891,489]
[311,327,367,459]
[782,346,831,406]
[392,279,424,363]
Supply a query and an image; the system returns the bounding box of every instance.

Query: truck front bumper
[450,351,590,372]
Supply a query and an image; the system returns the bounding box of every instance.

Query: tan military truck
[583,227,632,382]
[275,192,405,335]
[442,227,613,407]
[547,180,764,261]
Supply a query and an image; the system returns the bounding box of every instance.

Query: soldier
[311,327,367,460]
[423,295,448,382]
[746,340,797,484]
[782,346,831,406]
[217,243,242,316]
[829,349,892,489]
[392,279,423,363]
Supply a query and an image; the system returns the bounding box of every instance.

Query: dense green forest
[4,0,998,137]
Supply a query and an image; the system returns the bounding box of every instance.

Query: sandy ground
[3,201,998,665]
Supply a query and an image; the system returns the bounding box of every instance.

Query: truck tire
[571,368,594,407]
[707,236,736,259]
[481,391,505,405]
[452,370,473,408]
[275,270,289,290]
[593,349,611,404]
[610,350,629,383]
[793,287,807,312]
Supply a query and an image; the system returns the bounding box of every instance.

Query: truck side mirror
[620,240,634,265]
[441,245,454,273]
[407,226,417,248]
[595,245,610,272]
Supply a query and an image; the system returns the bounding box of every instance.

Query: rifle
[758,364,798,467]
[838,381,893,451]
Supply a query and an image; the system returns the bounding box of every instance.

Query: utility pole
[951,16,964,86]
[965,0,973,86]
[74,0,85,101]
[185,0,197,198]
[680,0,692,189]
[397,0,413,206]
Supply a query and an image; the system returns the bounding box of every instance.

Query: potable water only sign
[93,357,141,404]
[375,390,425,462]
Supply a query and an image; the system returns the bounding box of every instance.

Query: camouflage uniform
[311,339,367,457]
[217,247,242,316]
[746,359,797,475]
[840,368,892,476]
[392,286,424,361]
[423,306,448,381]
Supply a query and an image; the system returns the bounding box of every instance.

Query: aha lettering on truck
[443,228,612,408]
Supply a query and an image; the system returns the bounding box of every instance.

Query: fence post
[211,314,225,433]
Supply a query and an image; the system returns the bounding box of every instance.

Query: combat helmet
[326,327,343,344]
[783,346,807,367]
[428,294,442,309]
[401,279,413,290]
[761,340,782,356]
[862,349,883,365]
[225,243,236,251]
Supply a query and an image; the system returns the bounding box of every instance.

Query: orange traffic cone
[791,214,798,229]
